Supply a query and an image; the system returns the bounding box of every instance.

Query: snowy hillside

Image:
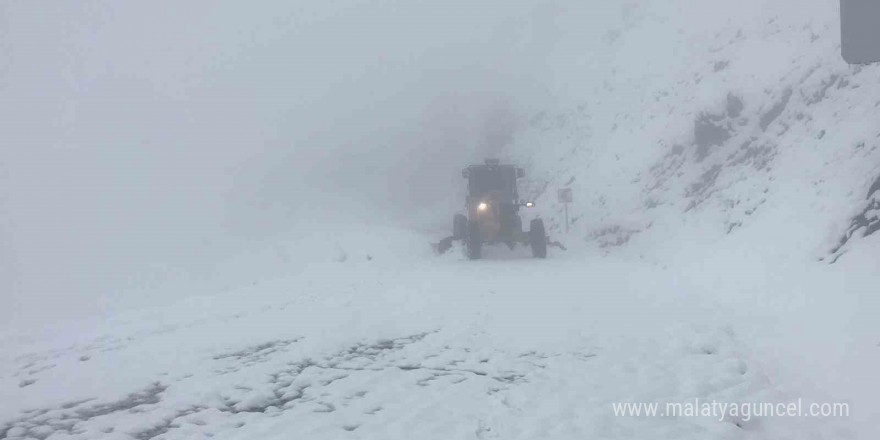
[2,0,879,439]
[507,0,880,265]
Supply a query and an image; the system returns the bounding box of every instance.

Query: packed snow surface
[3,0,879,439]
[1,228,877,439]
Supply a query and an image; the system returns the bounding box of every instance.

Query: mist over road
[1,0,622,325]
[2,1,878,438]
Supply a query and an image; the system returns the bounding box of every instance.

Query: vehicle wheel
[529,219,547,259]
[453,214,467,240]
[467,220,482,260]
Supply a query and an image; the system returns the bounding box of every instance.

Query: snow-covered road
[3,0,879,438]
[2,228,874,440]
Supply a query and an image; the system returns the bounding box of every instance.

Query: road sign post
[557,188,573,233]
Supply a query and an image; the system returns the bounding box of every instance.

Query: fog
[1,1,622,325]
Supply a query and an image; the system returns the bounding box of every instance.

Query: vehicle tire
[453,214,468,240]
[467,220,482,260]
[529,219,547,259]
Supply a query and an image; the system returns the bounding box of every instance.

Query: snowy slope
[501,0,880,436]
[507,0,880,264]
[0,239,866,440]
[2,0,879,439]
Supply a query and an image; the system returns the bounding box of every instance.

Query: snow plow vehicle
[445,159,546,259]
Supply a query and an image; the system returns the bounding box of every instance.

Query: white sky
[1,0,623,324]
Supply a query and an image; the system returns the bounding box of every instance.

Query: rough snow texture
[1,245,868,439]
[2,1,879,440]
[508,0,880,265]
[831,173,880,261]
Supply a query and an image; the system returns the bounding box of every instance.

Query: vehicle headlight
[477,202,488,211]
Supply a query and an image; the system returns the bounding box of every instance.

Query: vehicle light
[526,202,535,207]
[478,202,489,211]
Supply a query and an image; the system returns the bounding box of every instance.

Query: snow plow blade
[432,236,456,254]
